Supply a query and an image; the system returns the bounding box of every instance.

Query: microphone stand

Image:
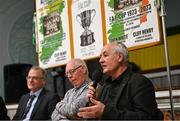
[159,0,175,120]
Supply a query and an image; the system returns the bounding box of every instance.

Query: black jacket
[13,88,60,120]
[98,67,163,120]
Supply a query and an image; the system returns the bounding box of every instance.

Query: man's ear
[118,53,124,63]
[42,80,46,85]
[81,66,86,74]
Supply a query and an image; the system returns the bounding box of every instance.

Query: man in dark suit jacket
[78,42,163,120]
[0,96,10,120]
[13,66,60,120]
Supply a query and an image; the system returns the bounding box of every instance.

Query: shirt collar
[106,66,131,85]
[30,88,43,97]
[75,79,91,90]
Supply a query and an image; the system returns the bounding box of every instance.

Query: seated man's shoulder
[43,89,60,100]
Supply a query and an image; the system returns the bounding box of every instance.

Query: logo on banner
[76,9,96,46]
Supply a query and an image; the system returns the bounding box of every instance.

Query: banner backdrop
[35,0,162,68]
[36,0,72,68]
[104,0,162,50]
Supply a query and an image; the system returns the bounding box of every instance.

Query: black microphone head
[92,70,103,88]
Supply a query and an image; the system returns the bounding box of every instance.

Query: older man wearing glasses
[13,66,60,120]
[51,58,91,121]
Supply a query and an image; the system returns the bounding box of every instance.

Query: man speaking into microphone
[78,42,163,120]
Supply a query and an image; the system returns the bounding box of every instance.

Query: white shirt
[23,88,42,121]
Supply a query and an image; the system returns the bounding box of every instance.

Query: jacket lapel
[30,88,46,119]
[98,84,107,102]
[114,77,129,103]
[114,68,132,103]
[20,95,30,119]
[99,67,132,104]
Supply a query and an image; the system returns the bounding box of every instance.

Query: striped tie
[22,95,36,119]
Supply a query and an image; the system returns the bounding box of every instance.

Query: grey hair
[74,58,89,77]
[30,66,47,79]
[113,41,129,63]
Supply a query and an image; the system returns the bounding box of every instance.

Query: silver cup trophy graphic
[76,9,96,46]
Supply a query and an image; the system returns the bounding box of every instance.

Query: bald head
[65,58,89,88]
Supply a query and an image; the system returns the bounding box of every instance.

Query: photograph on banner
[35,0,72,69]
[71,0,104,60]
[104,0,162,50]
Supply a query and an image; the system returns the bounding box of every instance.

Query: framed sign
[35,0,72,69]
[71,0,105,60]
[104,0,162,50]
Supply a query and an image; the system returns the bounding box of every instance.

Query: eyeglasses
[65,65,82,77]
[26,76,44,80]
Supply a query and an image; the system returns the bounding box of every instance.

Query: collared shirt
[100,67,129,104]
[51,79,91,121]
[23,88,43,121]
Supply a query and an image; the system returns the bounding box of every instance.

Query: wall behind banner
[0,0,37,98]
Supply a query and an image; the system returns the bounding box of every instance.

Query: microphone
[91,70,103,89]
[84,70,103,120]
[86,70,102,106]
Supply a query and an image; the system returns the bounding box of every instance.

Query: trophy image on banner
[76,9,96,46]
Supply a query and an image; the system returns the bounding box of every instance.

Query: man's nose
[67,74,72,79]
[99,57,104,63]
